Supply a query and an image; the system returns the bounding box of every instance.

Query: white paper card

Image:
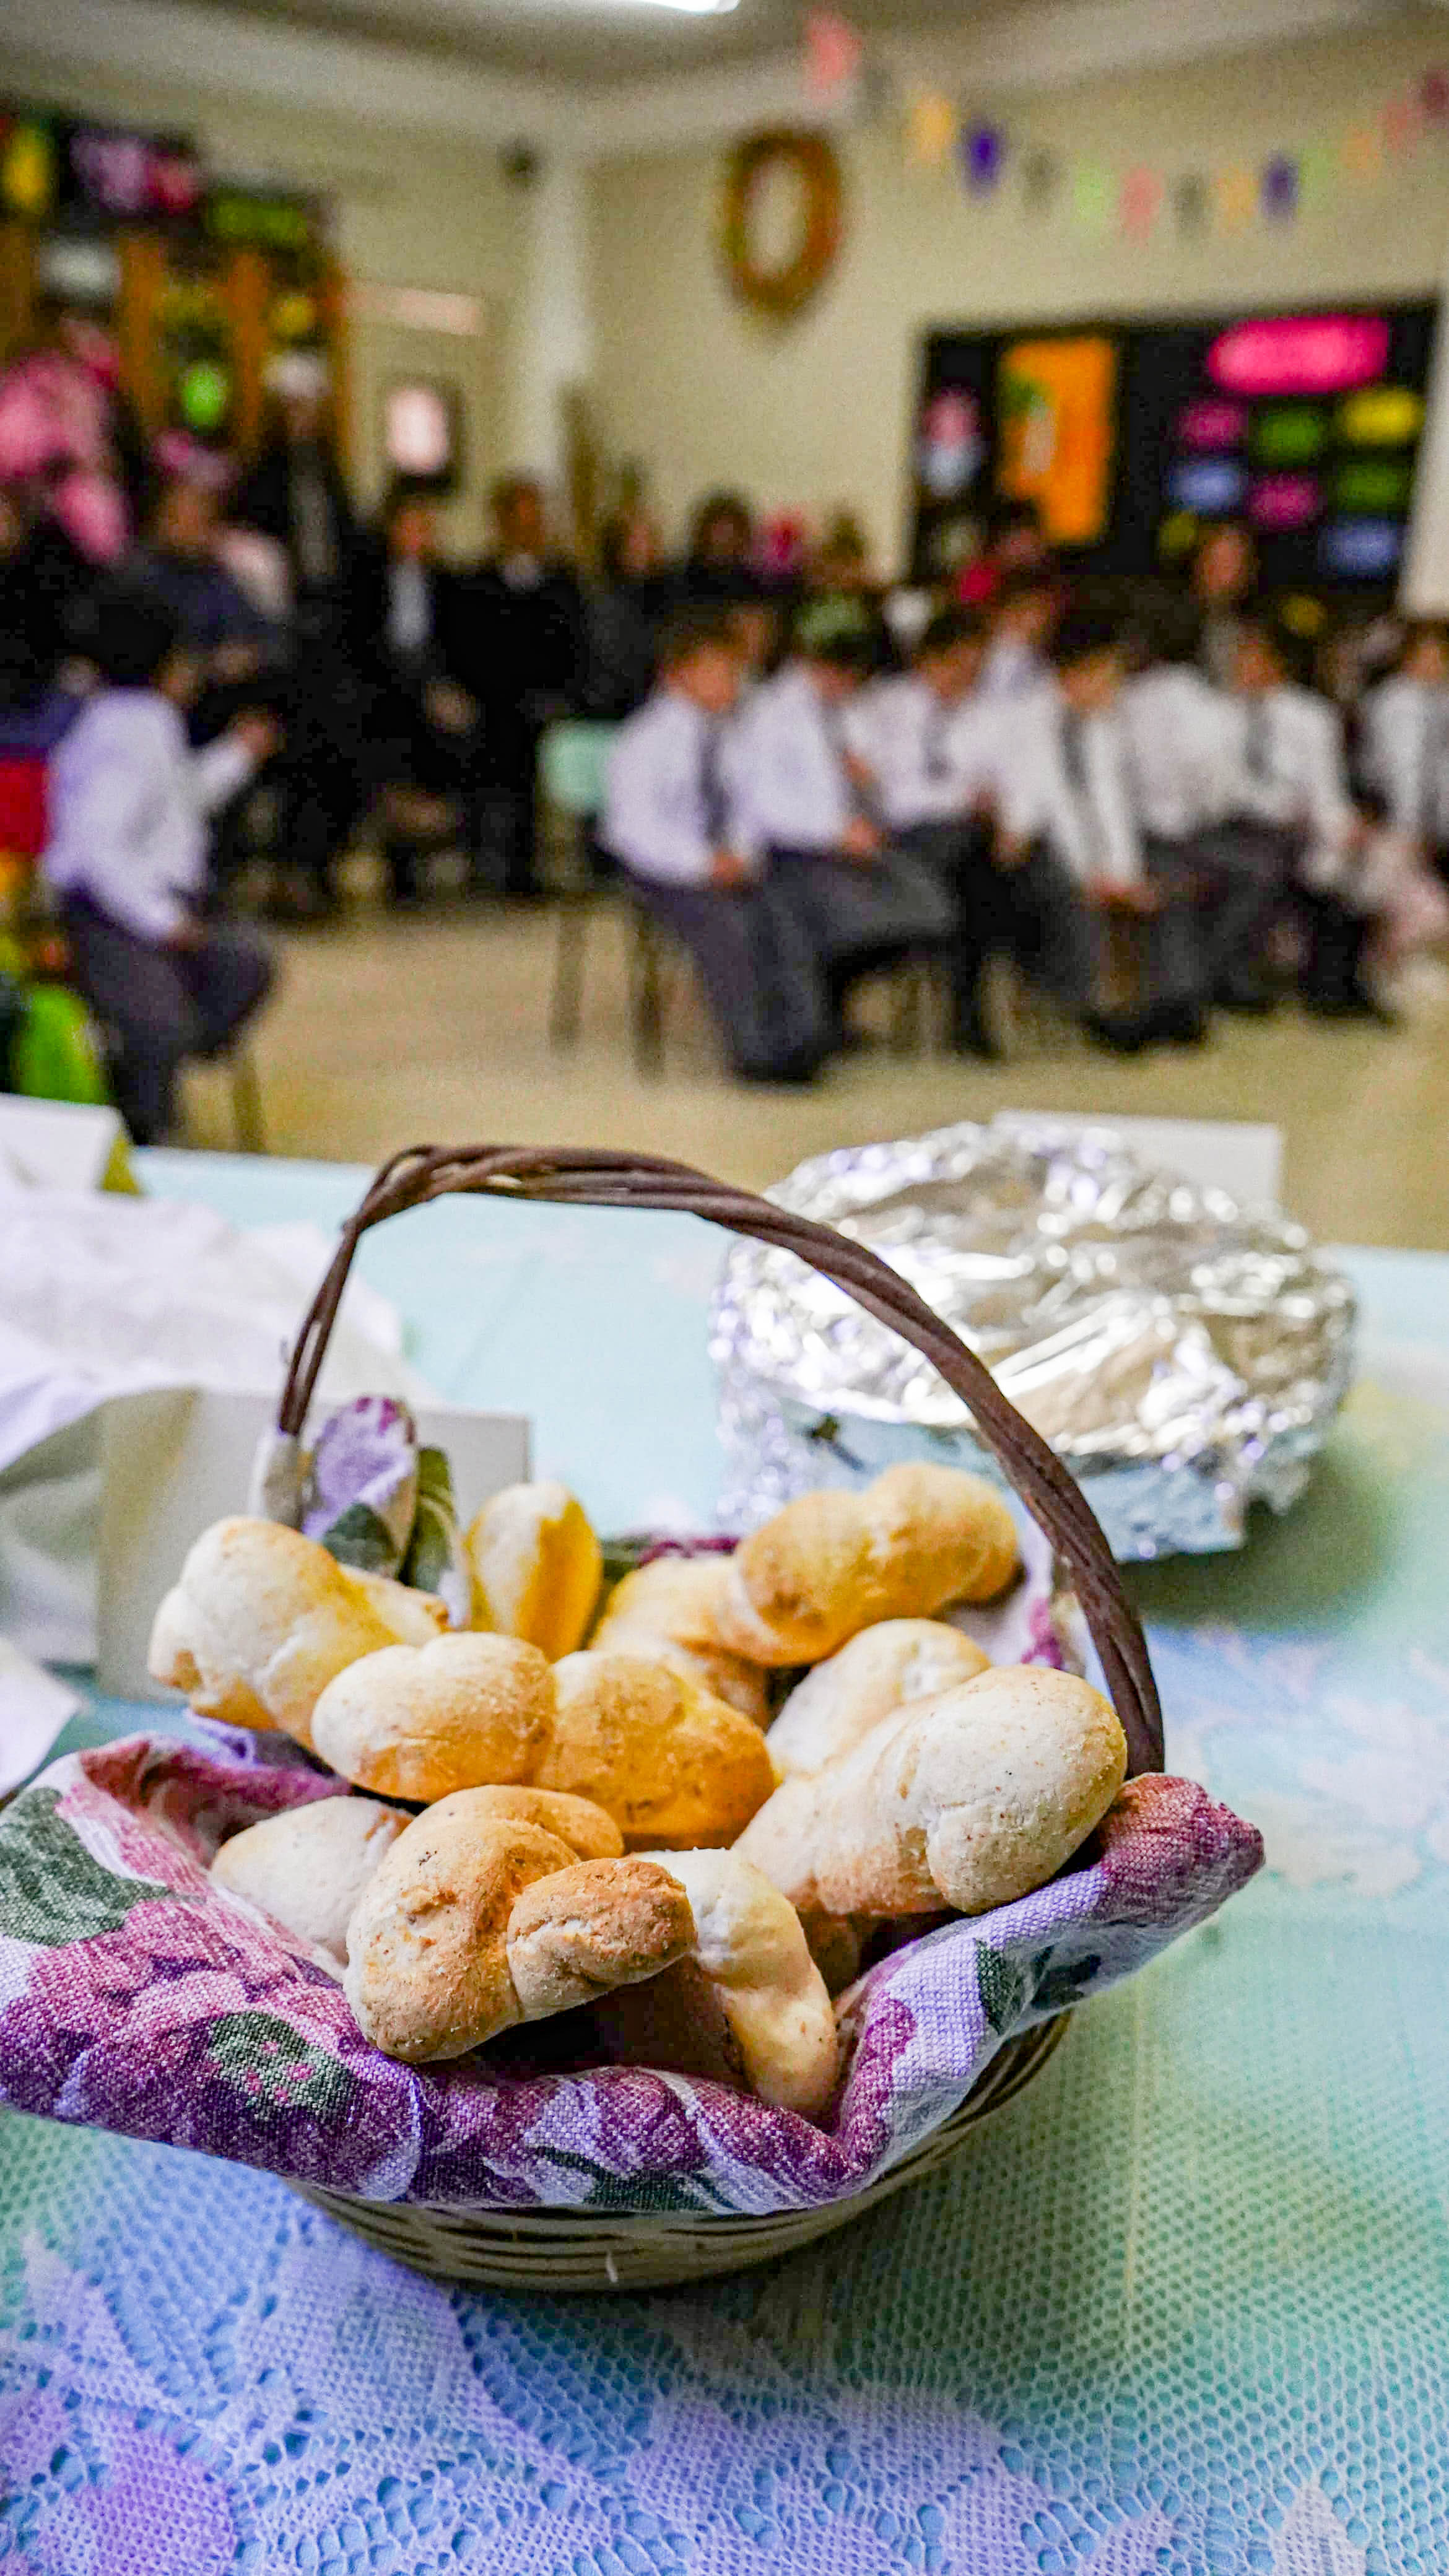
[0,1636,82,1797]
[0,1097,133,1194]
[97,1386,531,1703]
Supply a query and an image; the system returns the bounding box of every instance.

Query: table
[2,1152,1447,2575]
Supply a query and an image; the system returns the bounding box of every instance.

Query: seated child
[43,583,278,1141]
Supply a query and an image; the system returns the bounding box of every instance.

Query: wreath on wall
[720,131,843,320]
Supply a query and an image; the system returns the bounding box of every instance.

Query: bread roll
[591,1557,770,1725]
[545,1652,776,1847]
[343,1796,692,2061]
[635,1848,838,2120]
[767,1619,991,1778]
[148,1518,410,1746]
[444,1783,623,1861]
[310,1632,554,1803]
[711,1466,1020,1666]
[210,1795,407,1969]
[466,1481,602,1658]
[349,1568,450,1645]
[736,1664,1126,1918]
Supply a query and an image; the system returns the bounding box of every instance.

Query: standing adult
[455,476,585,898]
[581,507,669,720]
[233,353,368,916]
[677,491,758,606]
[353,479,476,904]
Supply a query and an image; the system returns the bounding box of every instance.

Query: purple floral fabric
[0,1732,1261,2216]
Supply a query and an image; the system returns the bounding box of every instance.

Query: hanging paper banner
[0,111,56,221]
[1382,92,1422,155]
[908,93,957,166]
[804,10,863,97]
[1421,68,1449,124]
[1173,174,1210,235]
[1341,124,1382,181]
[1119,165,1163,241]
[1261,155,1298,222]
[1216,165,1256,232]
[960,121,1004,196]
[1021,149,1060,211]
[1072,161,1112,230]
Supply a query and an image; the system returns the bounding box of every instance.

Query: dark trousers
[993,843,1099,1013]
[472,717,546,896]
[627,872,831,1076]
[64,900,274,1144]
[1150,822,1291,998]
[897,817,1000,1038]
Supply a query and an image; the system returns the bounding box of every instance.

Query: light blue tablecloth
[1,1150,1446,2576]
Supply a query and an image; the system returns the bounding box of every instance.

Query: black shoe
[951,1014,1003,1062]
[1304,986,1397,1025]
[736,1046,827,1087]
[1213,977,1277,1016]
[1084,1008,1152,1055]
[1149,1000,1210,1048]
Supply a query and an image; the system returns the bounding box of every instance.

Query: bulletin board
[912,300,1440,596]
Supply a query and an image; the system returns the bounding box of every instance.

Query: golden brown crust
[450,1784,624,1860]
[310,1632,554,1801]
[591,1559,770,1725]
[544,1652,776,1846]
[466,1481,603,1656]
[709,1468,1022,1668]
[344,1808,573,2061]
[147,1518,404,1748]
[505,1856,694,2020]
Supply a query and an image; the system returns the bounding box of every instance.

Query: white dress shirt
[1362,674,1449,846]
[44,690,255,942]
[1120,665,1242,840]
[386,557,432,658]
[850,675,998,829]
[733,663,856,852]
[988,681,1142,890]
[602,689,759,890]
[1224,684,1355,889]
[977,635,1046,702]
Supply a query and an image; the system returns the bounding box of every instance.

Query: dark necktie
[1422,692,1443,848]
[698,720,729,846]
[1244,700,1274,785]
[1060,709,1100,869]
[924,697,951,785]
[826,703,877,824]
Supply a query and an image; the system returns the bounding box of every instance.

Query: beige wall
[0,48,524,545]
[590,27,1449,573]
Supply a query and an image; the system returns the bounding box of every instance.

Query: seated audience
[1120,590,1280,1018]
[0,481,94,742]
[805,508,897,676]
[676,490,760,606]
[456,474,586,897]
[582,507,669,720]
[601,606,832,1084]
[235,358,370,915]
[1228,613,1385,1019]
[733,599,954,1042]
[353,478,476,904]
[978,569,1061,702]
[1191,521,1259,687]
[1360,620,1449,884]
[42,586,277,1142]
[851,604,1002,1055]
[133,465,277,669]
[989,603,1204,1050]
[954,498,1050,607]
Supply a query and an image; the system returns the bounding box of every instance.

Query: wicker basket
[275,1144,1164,2292]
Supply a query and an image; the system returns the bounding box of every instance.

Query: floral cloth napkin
[0,1728,1261,2216]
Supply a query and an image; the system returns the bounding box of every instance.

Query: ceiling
[182,0,1006,82]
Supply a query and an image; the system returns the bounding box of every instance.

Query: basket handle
[277,1144,1164,1778]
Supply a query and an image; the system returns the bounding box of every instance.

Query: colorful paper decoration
[0,115,54,221]
[1180,399,1247,448]
[1120,166,1163,241]
[1421,68,1449,125]
[1341,124,1382,181]
[1253,405,1327,466]
[908,92,957,167]
[960,121,1004,195]
[1216,165,1256,232]
[1339,385,1424,446]
[1296,144,1336,209]
[1382,92,1422,155]
[803,9,863,97]
[1250,473,1322,532]
[1021,150,1060,211]
[1209,314,1390,398]
[1174,175,1209,235]
[1261,155,1298,222]
[1072,161,1112,230]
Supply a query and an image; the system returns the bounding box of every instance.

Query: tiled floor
[186,892,1449,1247]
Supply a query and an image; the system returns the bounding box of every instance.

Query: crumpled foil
[711,1120,1357,1559]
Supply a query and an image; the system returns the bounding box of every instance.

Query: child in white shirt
[44,585,277,1140]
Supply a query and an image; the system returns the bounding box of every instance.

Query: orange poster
[997,335,1118,544]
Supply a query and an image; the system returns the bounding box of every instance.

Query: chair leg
[550,894,590,1050]
[889,961,927,1057]
[629,907,668,1081]
[229,1043,267,1154]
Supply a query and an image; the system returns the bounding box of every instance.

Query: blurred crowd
[2,298,1448,1125]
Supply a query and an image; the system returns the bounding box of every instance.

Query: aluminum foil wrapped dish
[711,1121,1356,1559]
